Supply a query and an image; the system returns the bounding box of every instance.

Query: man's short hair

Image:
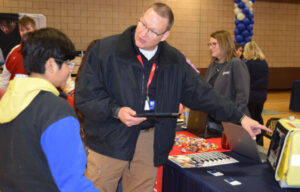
[150,2,174,30]
[22,27,76,74]
[18,16,36,28]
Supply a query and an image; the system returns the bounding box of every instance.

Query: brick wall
[1,0,300,68]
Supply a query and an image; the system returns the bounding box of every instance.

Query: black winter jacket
[75,26,243,166]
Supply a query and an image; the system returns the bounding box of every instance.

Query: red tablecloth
[154,131,229,192]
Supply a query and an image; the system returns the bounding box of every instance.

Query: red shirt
[5,44,27,80]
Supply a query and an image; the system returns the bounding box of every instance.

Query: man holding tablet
[75,2,271,192]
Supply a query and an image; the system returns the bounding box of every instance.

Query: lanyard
[137,55,157,95]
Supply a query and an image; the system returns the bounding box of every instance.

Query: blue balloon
[251,0,255,3]
[234,28,240,35]
[245,36,252,42]
[243,18,250,25]
[237,23,246,31]
[234,0,241,3]
[235,19,239,25]
[248,18,254,24]
[234,39,237,44]
[241,41,246,46]
[249,12,254,19]
[247,24,253,31]
[243,7,250,16]
[236,35,243,42]
[242,30,249,37]
[249,31,253,36]
[237,20,244,26]
[238,2,245,9]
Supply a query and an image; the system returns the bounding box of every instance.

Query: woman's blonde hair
[210,30,236,63]
[243,41,265,60]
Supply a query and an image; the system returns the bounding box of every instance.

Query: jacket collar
[116,26,140,68]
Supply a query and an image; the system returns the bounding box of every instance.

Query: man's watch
[113,107,121,119]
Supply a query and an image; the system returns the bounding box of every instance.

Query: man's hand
[118,107,147,127]
[241,116,272,140]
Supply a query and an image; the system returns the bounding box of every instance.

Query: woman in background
[235,43,244,60]
[205,30,250,138]
[243,41,269,126]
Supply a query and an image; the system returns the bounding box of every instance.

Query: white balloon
[234,3,237,8]
[234,7,241,15]
[250,7,253,12]
[237,12,245,20]
[245,1,252,8]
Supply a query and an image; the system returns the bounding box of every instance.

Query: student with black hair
[0,28,98,192]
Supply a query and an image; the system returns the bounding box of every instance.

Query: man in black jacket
[75,2,271,192]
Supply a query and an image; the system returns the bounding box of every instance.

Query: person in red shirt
[0,16,36,89]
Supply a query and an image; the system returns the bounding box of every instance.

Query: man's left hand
[241,116,272,140]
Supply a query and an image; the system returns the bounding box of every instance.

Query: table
[154,131,228,192]
[289,80,300,112]
[163,144,298,192]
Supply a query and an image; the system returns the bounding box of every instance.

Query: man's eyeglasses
[138,20,167,37]
[208,42,218,48]
[54,58,75,69]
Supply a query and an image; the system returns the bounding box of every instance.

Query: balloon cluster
[234,0,255,45]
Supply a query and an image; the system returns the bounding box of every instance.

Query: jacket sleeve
[180,60,244,123]
[231,59,250,114]
[74,42,120,121]
[40,116,99,192]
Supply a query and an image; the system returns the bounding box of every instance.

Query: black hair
[21,27,76,74]
[0,13,19,24]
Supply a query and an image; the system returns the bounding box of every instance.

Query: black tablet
[136,113,180,118]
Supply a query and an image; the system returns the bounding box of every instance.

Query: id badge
[144,99,150,111]
[144,96,155,111]
[144,100,155,111]
[148,100,155,111]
